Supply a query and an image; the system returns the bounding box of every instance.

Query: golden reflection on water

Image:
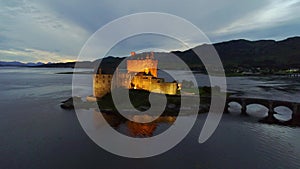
[126,121,157,137]
[93,110,176,137]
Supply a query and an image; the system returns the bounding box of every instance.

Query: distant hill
[0,61,44,67]
[213,36,300,68]
[1,36,299,70]
[174,36,300,69]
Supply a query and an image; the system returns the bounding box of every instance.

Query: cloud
[0,48,76,63]
[106,33,189,57]
[0,0,90,62]
[214,0,300,35]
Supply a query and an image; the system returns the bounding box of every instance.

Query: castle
[93,52,179,98]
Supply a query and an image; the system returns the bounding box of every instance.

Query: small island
[61,52,220,115]
[61,51,300,127]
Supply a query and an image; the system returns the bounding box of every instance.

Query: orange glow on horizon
[59,59,77,63]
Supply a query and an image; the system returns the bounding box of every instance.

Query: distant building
[93,52,179,98]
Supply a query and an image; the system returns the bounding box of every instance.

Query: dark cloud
[0,0,299,62]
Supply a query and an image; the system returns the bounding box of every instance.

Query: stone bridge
[224,97,300,125]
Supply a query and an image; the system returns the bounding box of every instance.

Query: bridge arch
[243,99,270,109]
[225,97,300,126]
[227,101,242,115]
[246,104,268,118]
[273,106,293,121]
[272,102,294,111]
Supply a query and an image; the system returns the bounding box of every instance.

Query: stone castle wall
[93,74,113,98]
[154,82,178,95]
[115,72,134,88]
[131,75,178,95]
[93,72,178,97]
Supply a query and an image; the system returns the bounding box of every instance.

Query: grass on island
[97,89,181,112]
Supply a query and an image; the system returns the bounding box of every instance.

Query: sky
[0,0,300,63]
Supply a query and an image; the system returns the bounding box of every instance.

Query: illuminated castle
[93,52,179,98]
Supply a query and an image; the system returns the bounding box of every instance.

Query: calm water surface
[1,67,300,169]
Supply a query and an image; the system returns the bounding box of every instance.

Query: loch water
[1,67,300,169]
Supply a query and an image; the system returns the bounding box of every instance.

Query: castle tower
[126,52,158,77]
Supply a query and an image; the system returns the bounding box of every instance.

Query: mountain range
[185,36,300,69]
[0,61,44,67]
[1,36,300,70]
